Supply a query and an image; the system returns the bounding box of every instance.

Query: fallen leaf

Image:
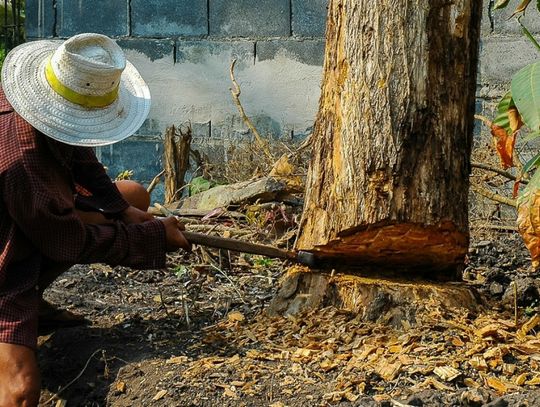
[525,376,540,385]
[485,376,509,394]
[517,314,540,339]
[515,372,528,385]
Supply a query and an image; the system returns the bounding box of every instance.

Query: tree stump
[268,267,482,328]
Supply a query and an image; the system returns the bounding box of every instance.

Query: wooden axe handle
[182,231,296,261]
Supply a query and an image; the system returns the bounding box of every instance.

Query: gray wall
[25,0,328,195]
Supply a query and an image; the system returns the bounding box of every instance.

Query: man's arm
[2,158,167,269]
[70,146,130,218]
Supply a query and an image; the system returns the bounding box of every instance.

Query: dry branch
[229,59,272,161]
[470,185,517,207]
[471,162,519,182]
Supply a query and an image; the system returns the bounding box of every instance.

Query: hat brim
[1,40,151,147]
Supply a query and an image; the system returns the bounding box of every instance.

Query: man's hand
[160,216,191,252]
[120,205,155,225]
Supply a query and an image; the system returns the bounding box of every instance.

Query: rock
[489,281,505,296]
[484,397,508,407]
[502,277,540,307]
[475,240,493,248]
[460,388,491,407]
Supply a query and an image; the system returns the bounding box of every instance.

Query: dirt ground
[37,228,540,407]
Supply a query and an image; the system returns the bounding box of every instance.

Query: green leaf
[493,92,514,135]
[538,0,540,11]
[518,16,540,53]
[494,0,511,9]
[511,61,540,131]
[524,151,540,173]
[519,164,540,201]
[189,176,214,196]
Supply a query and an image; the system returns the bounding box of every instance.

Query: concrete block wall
[478,2,540,119]
[25,1,531,194]
[25,0,328,191]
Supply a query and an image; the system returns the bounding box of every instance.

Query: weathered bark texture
[297,0,482,272]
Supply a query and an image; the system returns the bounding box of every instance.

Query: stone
[25,0,55,38]
[209,0,290,37]
[502,277,540,307]
[291,0,328,37]
[489,281,504,296]
[131,0,207,37]
[256,39,325,66]
[460,388,491,407]
[56,0,128,36]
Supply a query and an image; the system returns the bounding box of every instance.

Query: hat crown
[50,33,125,97]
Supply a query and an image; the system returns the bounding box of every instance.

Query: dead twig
[470,185,517,207]
[43,349,103,405]
[229,59,272,161]
[471,162,521,183]
[211,264,246,304]
[147,169,165,194]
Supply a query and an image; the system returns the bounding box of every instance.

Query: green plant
[488,1,540,267]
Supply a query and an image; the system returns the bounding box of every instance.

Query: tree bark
[164,125,192,204]
[296,0,482,274]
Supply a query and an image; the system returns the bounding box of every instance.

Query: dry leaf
[525,376,540,385]
[167,355,189,364]
[485,376,509,394]
[491,124,516,169]
[152,389,167,401]
[515,372,528,385]
[517,191,540,268]
[517,314,540,339]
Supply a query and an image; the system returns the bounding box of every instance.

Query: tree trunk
[296,0,482,274]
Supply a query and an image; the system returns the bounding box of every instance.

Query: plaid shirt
[0,87,167,348]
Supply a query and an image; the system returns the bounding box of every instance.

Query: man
[0,33,191,406]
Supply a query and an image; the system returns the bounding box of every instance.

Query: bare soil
[37,231,540,407]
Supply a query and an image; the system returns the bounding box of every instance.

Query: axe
[155,204,316,267]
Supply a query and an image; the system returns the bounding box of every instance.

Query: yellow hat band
[45,59,119,108]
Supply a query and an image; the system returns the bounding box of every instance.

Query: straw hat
[1,33,151,146]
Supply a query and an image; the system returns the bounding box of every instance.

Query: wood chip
[517,314,540,340]
[485,376,509,394]
[433,366,461,382]
[375,360,402,381]
[152,389,167,401]
[227,311,245,322]
[115,381,126,393]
